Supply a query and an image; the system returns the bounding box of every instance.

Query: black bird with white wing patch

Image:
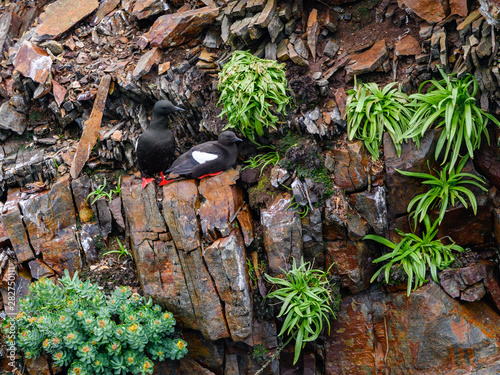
[165,131,243,180]
[136,100,184,188]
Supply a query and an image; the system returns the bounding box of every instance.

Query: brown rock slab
[346,39,388,75]
[325,240,376,293]
[306,9,320,61]
[178,248,230,341]
[162,180,200,252]
[330,139,370,193]
[236,204,254,247]
[33,0,99,42]
[133,47,162,80]
[52,80,67,107]
[121,176,167,236]
[261,193,303,276]
[1,205,35,263]
[146,7,219,48]
[182,331,224,370]
[13,41,52,84]
[254,0,277,28]
[395,34,421,56]
[90,0,121,25]
[449,0,468,17]
[400,0,447,24]
[0,274,30,317]
[326,282,500,374]
[204,230,252,341]
[288,42,309,67]
[198,170,244,242]
[70,75,111,179]
[334,87,347,119]
[28,260,55,279]
[131,0,168,20]
[457,9,481,31]
[19,176,81,274]
[133,239,197,329]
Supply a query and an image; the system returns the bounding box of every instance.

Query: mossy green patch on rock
[248,175,279,211]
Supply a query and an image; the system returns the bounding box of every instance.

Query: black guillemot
[165,131,243,180]
[136,100,184,188]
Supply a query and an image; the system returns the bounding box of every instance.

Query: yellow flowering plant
[2,270,187,375]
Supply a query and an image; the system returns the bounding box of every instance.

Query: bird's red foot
[141,177,155,189]
[197,171,223,179]
[158,172,174,186]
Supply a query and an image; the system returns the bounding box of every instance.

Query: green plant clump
[366,216,465,296]
[405,69,500,169]
[265,258,336,365]
[2,271,187,375]
[218,50,291,143]
[242,145,281,176]
[103,238,132,261]
[397,157,487,227]
[86,176,121,205]
[346,81,414,160]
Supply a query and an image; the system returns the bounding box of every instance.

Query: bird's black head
[153,100,185,116]
[218,131,243,146]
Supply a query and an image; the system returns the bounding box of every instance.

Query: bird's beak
[235,137,243,142]
[173,105,185,112]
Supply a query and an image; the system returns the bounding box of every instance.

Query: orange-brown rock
[13,41,52,84]
[329,139,370,193]
[32,0,99,42]
[162,180,200,252]
[133,47,162,80]
[326,282,500,374]
[395,34,421,56]
[261,192,303,276]
[121,176,167,237]
[306,9,320,61]
[18,176,81,274]
[146,7,219,48]
[179,248,230,341]
[198,169,244,242]
[134,238,197,329]
[236,204,255,247]
[1,204,35,263]
[203,230,252,341]
[346,40,388,75]
[399,0,447,23]
[131,0,168,20]
[449,0,468,17]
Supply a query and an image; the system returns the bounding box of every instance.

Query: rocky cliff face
[2,0,500,374]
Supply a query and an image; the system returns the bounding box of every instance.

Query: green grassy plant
[346,81,414,160]
[405,69,500,169]
[217,51,290,143]
[242,145,280,176]
[86,176,121,205]
[103,238,132,261]
[396,157,487,227]
[3,270,187,375]
[366,216,464,296]
[265,258,335,365]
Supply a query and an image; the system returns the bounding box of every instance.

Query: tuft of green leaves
[366,216,464,296]
[405,69,500,169]
[217,51,290,143]
[86,176,121,205]
[265,258,336,365]
[396,157,487,228]
[242,145,280,176]
[346,81,414,160]
[103,238,132,261]
[3,270,187,375]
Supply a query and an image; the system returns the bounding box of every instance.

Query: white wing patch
[192,151,218,164]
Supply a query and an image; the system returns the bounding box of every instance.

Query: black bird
[165,131,243,180]
[136,100,184,188]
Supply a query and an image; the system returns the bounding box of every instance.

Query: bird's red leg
[158,172,174,186]
[197,171,223,179]
[141,177,155,189]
